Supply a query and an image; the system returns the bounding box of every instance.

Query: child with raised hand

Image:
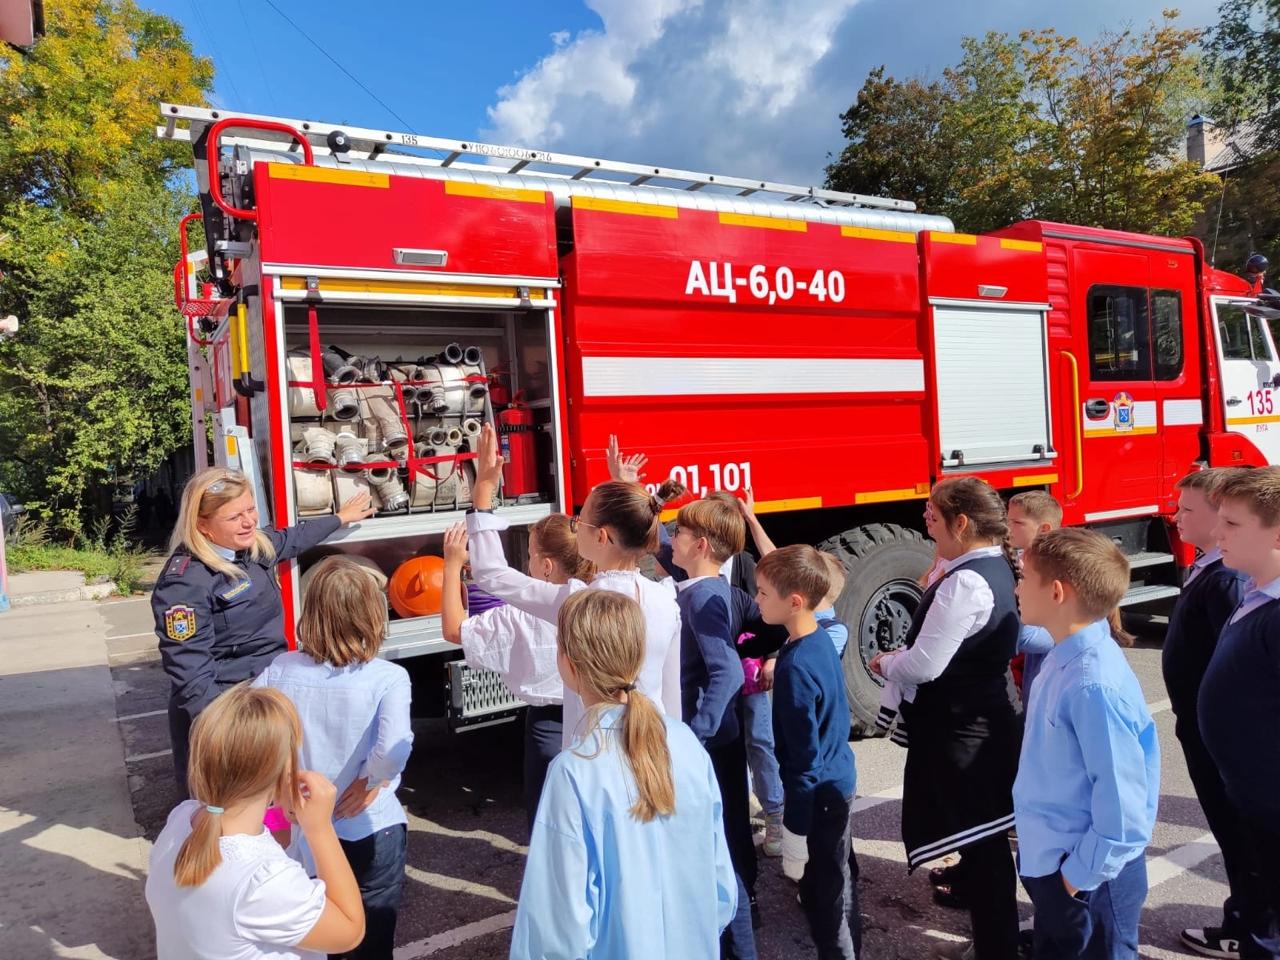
[510,590,737,959]
[146,684,365,959]
[1014,529,1158,960]
[254,558,413,960]
[1198,467,1280,959]
[465,424,682,717]
[441,515,597,828]
[755,545,858,960]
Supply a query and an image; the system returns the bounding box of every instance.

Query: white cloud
[483,0,1223,188]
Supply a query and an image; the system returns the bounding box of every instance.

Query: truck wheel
[817,523,934,734]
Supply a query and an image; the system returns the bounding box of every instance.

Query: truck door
[1075,275,1164,521]
[1211,298,1280,463]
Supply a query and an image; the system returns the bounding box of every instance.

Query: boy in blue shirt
[1198,467,1280,960]
[1013,529,1159,960]
[1162,469,1251,959]
[755,545,858,960]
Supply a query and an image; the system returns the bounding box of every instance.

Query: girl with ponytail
[510,590,737,959]
[145,685,365,959]
[868,477,1023,960]
[463,424,682,728]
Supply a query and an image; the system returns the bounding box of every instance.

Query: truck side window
[1218,304,1257,360]
[1250,312,1274,361]
[1151,290,1183,380]
[1088,285,1150,380]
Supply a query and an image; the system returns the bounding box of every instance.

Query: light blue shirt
[1228,573,1280,624]
[1013,619,1159,891]
[1017,624,1054,699]
[254,651,413,872]
[510,706,737,960]
[815,606,849,658]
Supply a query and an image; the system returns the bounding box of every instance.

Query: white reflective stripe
[1082,399,1157,432]
[1162,398,1204,426]
[580,356,925,397]
[1084,505,1159,522]
[906,813,1017,868]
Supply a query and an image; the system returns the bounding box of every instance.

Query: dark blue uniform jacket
[151,516,341,720]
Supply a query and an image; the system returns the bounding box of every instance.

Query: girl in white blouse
[464,424,683,723]
[145,685,365,960]
[441,513,596,828]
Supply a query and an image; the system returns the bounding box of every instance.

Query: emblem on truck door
[1113,392,1134,432]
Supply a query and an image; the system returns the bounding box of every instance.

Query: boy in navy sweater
[756,545,858,960]
[1199,467,1280,960]
[1163,468,1250,959]
[656,495,757,960]
[1014,529,1159,960]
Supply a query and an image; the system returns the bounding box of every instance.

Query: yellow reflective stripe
[1084,426,1158,438]
[931,232,979,245]
[1000,238,1043,252]
[855,487,929,505]
[267,164,389,188]
[658,495,821,523]
[573,196,679,219]
[1012,473,1059,487]
[444,181,546,204]
[841,226,916,244]
[718,212,808,232]
[279,277,547,299]
[1227,414,1280,426]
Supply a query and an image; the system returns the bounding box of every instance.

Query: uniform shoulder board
[163,554,191,580]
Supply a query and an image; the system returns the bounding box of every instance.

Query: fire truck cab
[159,104,1278,731]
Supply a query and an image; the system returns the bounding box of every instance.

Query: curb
[7,582,117,607]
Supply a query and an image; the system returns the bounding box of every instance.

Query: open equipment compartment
[280,299,566,659]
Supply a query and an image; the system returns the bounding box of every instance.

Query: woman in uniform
[152,467,374,795]
[869,477,1023,960]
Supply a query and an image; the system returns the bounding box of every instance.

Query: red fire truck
[159,103,1278,730]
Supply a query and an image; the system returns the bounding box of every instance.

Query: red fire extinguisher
[488,365,512,407]
[497,394,538,496]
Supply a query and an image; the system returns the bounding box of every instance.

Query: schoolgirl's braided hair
[586,478,686,554]
[929,477,1019,582]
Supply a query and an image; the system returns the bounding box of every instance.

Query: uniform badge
[164,605,197,642]
[1112,392,1134,432]
[219,580,251,602]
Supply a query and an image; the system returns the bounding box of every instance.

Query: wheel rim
[858,578,921,685]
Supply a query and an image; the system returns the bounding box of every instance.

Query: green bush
[7,508,150,595]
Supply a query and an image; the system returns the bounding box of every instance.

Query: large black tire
[817,524,934,734]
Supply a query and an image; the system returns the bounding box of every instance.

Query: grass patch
[7,511,149,595]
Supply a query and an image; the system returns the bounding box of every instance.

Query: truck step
[1125,551,1177,570]
[1118,584,1181,607]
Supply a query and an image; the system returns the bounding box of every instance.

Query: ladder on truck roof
[157,102,917,213]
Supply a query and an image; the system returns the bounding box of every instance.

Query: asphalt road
[100,597,1230,960]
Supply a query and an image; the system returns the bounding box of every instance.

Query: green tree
[1203,0,1280,147]
[0,0,211,537]
[827,15,1220,237]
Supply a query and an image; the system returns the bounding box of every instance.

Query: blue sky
[144,0,1223,185]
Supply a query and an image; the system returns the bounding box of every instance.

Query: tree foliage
[827,15,1221,236]
[1203,0,1280,149]
[0,0,211,538]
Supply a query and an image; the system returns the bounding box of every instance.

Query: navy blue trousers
[1022,855,1146,960]
[332,824,408,960]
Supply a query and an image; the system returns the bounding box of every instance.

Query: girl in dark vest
[870,477,1022,960]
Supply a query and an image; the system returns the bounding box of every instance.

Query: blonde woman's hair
[557,590,675,822]
[175,685,303,887]
[298,556,388,667]
[171,468,275,579]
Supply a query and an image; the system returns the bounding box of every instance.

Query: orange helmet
[388,555,446,618]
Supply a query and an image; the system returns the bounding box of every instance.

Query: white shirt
[879,545,1001,687]
[146,800,326,960]
[253,653,413,871]
[466,512,683,718]
[1184,547,1223,587]
[460,603,585,747]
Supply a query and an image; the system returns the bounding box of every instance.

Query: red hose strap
[307,304,326,412]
